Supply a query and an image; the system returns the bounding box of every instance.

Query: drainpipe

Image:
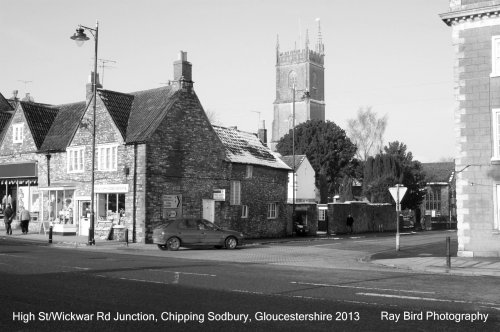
[46,154,51,187]
[132,144,137,243]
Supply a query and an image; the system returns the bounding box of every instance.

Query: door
[79,201,91,236]
[198,219,222,245]
[176,219,201,244]
[202,199,215,222]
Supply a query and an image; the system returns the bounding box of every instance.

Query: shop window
[97,193,125,224]
[267,202,278,219]
[230,181,241,205]
[41,189,75,224]
[96,144,118,171]
[13,123,24,143]
[67,147,85,173]
[241,205,248,218]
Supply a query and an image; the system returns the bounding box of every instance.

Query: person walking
[346,214,354,234]
[20,207,30,234]
[3,204,14,235]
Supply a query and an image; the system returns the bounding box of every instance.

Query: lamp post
[70,21,98,245]
[291,84,310,223]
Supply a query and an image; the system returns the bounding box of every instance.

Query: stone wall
[327,202,396,234]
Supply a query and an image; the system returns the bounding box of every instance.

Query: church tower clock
[271,19,325,151]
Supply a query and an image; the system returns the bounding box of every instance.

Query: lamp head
[70,27,89,47]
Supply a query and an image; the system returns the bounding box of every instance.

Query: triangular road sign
[389,185,407,204]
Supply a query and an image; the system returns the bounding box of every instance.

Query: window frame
[241,205,248,218]
[245,165,253,179]
[492,108,500,161]
[230,180,241,205]
[13,123,24,143]
[492,36,500,77]
[96,143,118,172]
[67,146,85,173]
[267,202,278,219]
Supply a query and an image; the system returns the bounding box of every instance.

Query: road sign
[389,185,407,204]
[163,195,181,208]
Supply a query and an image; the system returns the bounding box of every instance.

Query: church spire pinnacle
[315,18,324,55]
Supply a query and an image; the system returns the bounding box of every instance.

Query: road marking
[291,281,435,294]
[357,292,500,308]
[149,269,216,277]
[60,266,90,271]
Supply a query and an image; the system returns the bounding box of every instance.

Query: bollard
[49,226,53,244]
[446,236,451,269]
[125,228,129,247]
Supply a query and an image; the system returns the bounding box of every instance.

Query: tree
[347,107,388,161]
[276,120,357,202]
[383,141,426,210]
[363,141,425,207]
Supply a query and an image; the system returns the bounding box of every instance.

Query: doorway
[79,200,91,236]
[202,199,215,222]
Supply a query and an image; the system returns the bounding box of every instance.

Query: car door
[198,219,223,245]
[176,219,202,245]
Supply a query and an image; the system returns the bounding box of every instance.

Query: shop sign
[213,189,225,201]
[95,184,129,193]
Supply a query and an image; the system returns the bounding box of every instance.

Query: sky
[0,0,455,163]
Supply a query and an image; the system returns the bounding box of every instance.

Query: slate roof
[281,155,307,170]
[0,112,13,144]
[212,125,290,170]
[40,101,87,152]
[98,89,134,139]
[0,92,13,113]
[126,86,178,143]
[422,162,455,184]
[21,102,59,149]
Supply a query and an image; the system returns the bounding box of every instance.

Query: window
[13,123,24,143]
[96,144,118,171]
[245,165,253,178]
[230,181,241,205]
[492,36,500,76]
[493,109,500,160]
[67,147,85,173]
[241,205,248,218]
[425,187,441,211]
[267,203,278,219]
[97,193,125,222]
[288,70,297,88]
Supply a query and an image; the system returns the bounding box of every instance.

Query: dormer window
[13,123,24,143]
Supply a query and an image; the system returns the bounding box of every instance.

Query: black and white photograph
[0,0,499,331]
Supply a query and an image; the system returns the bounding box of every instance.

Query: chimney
[258,120,267,144]
[21,93,34,102]
[173,51,192,83]
[12,90,18,100]
[86,72,102,102]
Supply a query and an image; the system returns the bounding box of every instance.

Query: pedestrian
[3,204,14,235]
[346,214,354,234]
[20,207,31,234]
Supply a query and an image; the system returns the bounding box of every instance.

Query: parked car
[152,218,244,251]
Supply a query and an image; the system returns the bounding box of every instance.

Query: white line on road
[357,292,500,308]
[291,281,436,294]
[148,269,216,277]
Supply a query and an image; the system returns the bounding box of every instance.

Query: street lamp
[70,21,98,245]
[291,84,310,223]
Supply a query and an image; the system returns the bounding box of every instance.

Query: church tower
[271,19,325,151]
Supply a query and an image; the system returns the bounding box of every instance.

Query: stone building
[420,162,456,230]
[271,19,326,150]
[0,52,290,242]
[441,0,500,256]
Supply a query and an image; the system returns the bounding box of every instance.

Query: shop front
[38,184,77,235]
[0,162,39,229]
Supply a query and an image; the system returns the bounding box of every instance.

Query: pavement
[2,229,500,277]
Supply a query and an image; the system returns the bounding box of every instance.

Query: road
[0,231,498,331]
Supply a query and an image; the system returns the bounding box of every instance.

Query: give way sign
[389,185,407,204]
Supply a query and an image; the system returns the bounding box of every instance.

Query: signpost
[389,184,407,251]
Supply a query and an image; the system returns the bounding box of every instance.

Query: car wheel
[157,244,168,251]
[225,236,238,249]
[167,237,181,251]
